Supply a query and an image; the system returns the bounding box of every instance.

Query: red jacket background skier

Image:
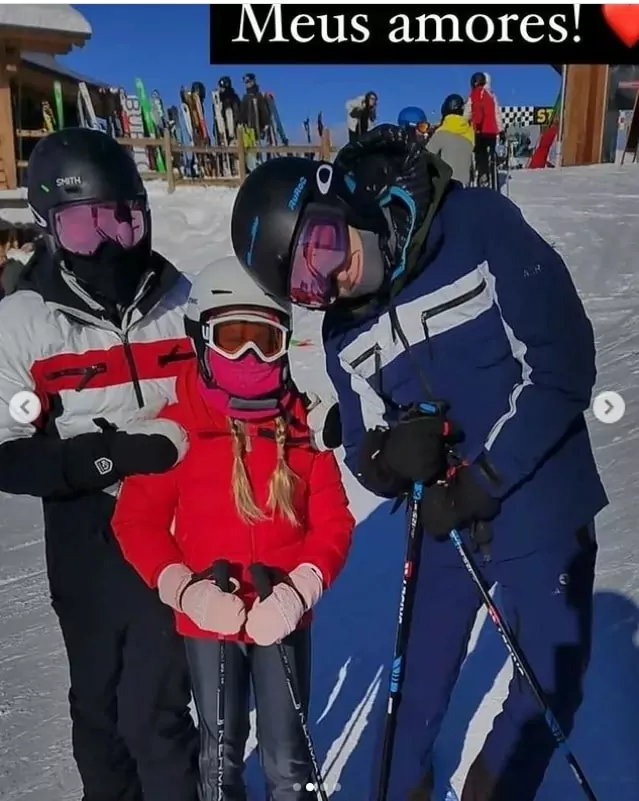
[466,72,502,135]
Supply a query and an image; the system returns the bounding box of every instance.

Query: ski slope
[1,166,638,800]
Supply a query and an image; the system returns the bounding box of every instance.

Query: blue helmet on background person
[397,106,428,129]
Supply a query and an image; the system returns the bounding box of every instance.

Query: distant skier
[397,106,430,143]
[217,75,241,141]
[465,72,503,188]
[230,126,607,801]
[346,90,378,143]
[426,93,475,186]
[113,254,354,801]
[240,72,271,142]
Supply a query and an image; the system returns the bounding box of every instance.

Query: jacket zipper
[349,343,381,370]
[44,363,108,391]
[421,278,487,323]
[122,333,144,408]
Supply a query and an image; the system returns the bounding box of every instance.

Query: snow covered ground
[1,166,638,800]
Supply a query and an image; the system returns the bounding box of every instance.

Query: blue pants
[382,525,597,801]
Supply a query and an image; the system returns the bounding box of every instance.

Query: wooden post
[320,127,331,161]
[0,46,18,190]
[163,128,175,194]
[236,125,247,183]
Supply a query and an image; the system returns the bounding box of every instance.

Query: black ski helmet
[218,76,232,90]
[441,93,465,118]
[471,72,486,88]
[230,157,388,304]
[27,128,150,258]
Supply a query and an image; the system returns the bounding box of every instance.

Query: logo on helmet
[55,176,82,188]
[288,176,308,211]
[316,165,333,195]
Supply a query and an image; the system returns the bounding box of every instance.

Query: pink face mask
[198,350,287,421]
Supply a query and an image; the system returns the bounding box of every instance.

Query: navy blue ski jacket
[323,185,608,562]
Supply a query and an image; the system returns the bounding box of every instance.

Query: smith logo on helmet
[288,176,307,211]
[56,176,82,188]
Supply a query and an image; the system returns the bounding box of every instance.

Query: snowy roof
[21,52,109,89]
[0,5,91,38]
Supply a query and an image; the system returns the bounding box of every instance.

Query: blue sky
[65,5,560,144]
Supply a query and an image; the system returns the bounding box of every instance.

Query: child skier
[112,255,355,801]
[426,94,475,186]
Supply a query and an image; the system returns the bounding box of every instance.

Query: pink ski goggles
[289,206,350,309]
[52,199,147,256]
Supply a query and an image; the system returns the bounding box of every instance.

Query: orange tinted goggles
[203,313,288,362]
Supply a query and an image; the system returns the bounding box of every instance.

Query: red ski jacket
[468,85,501,136]
[112,364,355,641]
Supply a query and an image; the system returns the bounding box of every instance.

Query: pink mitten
[157,563,246,636]
[245,564,323,647]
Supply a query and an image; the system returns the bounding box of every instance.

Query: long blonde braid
[229,416,300,526]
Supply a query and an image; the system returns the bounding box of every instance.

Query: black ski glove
[61,421,185,494]
[356,403,461,496]
[420,467,500,540]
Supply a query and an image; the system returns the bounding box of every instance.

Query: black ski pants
[474,134,497,188]
[185,627,315,801]
[44,493,199,801]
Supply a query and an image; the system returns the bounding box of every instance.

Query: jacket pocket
[44,363,108,392]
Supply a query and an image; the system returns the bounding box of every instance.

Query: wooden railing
[14,126,336,194]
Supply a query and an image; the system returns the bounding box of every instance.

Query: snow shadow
[241,499,406,798]
[437,587,639,801]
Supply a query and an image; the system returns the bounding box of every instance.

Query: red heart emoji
[603,4,639,48]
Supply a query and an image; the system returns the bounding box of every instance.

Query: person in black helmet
[0,128,199,801]
[230,126,605,800]
[240,72,271,142]
[466,71,503,188]
[217,75,241,140]
[425,93,475,185]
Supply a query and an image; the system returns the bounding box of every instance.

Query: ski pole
[376,400,441,801]
[210,559,233,801]
[446,529,600,801]
[249,564,329,801]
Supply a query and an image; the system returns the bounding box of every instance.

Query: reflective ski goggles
[410,121,429,135]
[289,205,350,310]
[202,312,289,363]
[52,199,147,256]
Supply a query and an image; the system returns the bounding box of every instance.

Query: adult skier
[229,125,607,800]
[346,90,378,143]
[465,72,503,188]
[0,129,199,801]
[397,106,430,142]
[426,93,475,186]
[240,72,271,142]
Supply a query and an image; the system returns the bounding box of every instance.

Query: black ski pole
[249,563,329,801]
[446,528,599,801]
[375,407,445,800]
[210,559,233,801]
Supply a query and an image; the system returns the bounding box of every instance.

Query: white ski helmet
[184,254,292,386]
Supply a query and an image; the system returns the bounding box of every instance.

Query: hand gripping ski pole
[210,560,233,801]
[249,564,329,801]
